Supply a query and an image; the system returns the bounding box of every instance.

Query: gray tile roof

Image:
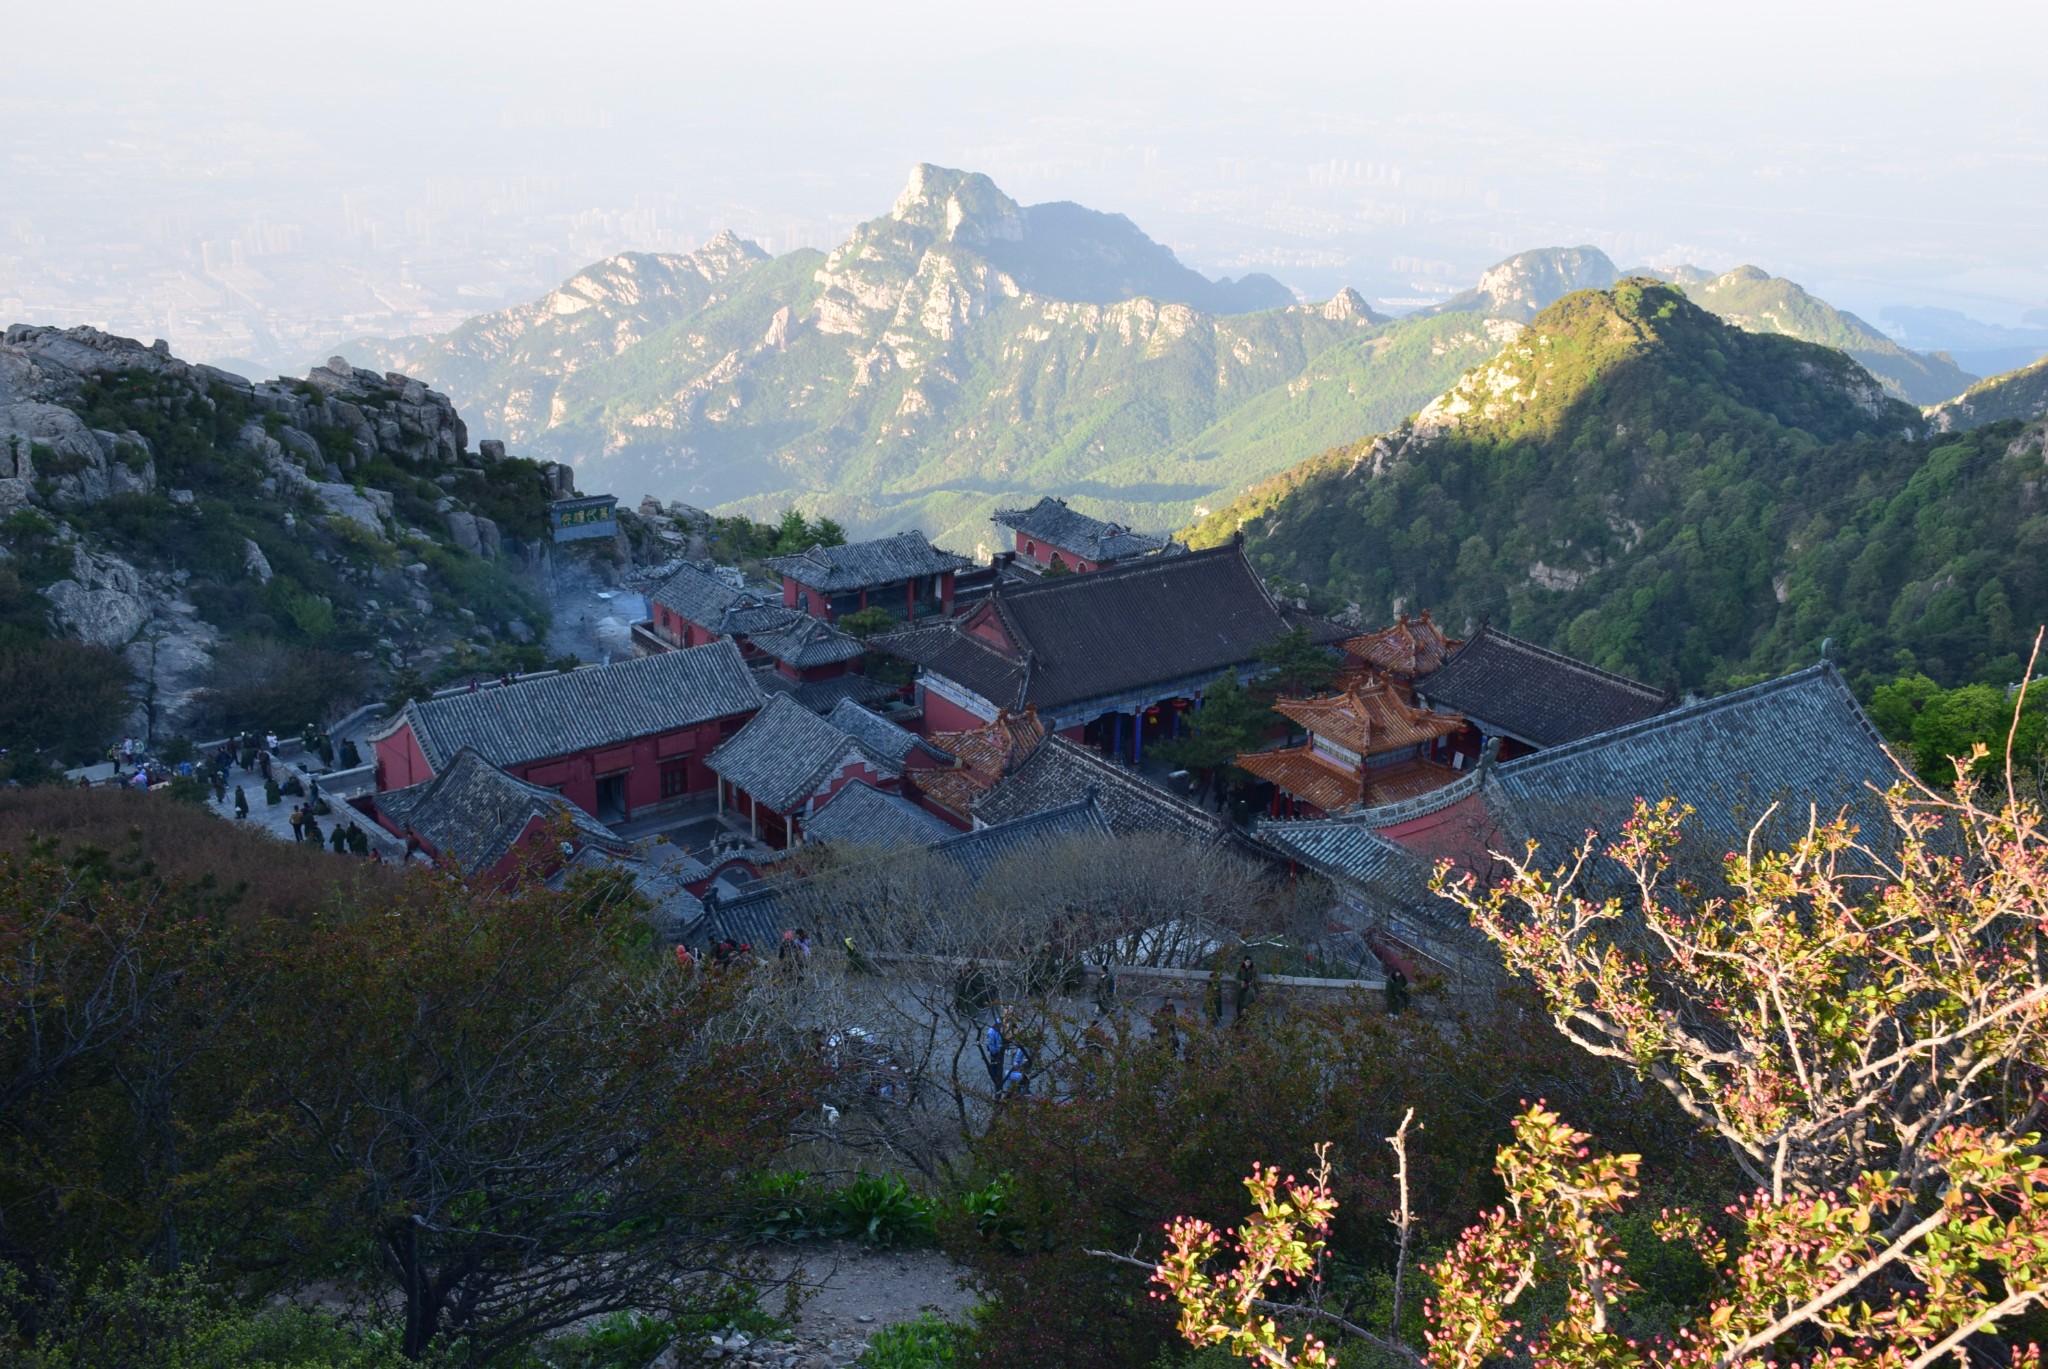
[935,797,1114,880]
[1490,661,1906,856]
[990,497,1168,563]
[766,531,973,593]
[823,699,927,768]
[752,667,902,714]
[649,562,863,668]
[376,747,630,875]
[707,694,902,814]
[871,623,1027,710]
[390,641,763,770]
[681,797,1113,950]
[742,609,867,668]
[649,561,754,626]
[546,844,705,936]
[1258,663,1909,941]
[971,735,1232,844]
[1256,817,1446,918]
[803,779,955,848]
[1415,625,1670,748]
[876,541,1294,717]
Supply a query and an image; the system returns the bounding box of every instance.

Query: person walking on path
[347,822,368,856]
[303,813,322,846]
[329,826,347,855]
[210,770,228,804]
[233,785,249,819]
[982,1016,1007,1092]
[1234,955,1259,1026]
[288,805,305,842]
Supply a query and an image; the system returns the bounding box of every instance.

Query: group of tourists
[288,805,377,857]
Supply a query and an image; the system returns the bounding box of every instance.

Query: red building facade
[369,641,764,825]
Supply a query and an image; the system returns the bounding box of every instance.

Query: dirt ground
[673,1242,976,1368]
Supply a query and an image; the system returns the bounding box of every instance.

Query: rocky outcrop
[0,325,559,745]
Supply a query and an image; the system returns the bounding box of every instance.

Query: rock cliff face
[0,326,554,740]
[1422,246,1621,323]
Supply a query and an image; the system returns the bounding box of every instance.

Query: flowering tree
[1156,1101,2048,1369]
[1435,771,2048,1203]
[1145,676,2048,1366]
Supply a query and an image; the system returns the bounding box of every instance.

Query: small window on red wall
[660,759,689,799]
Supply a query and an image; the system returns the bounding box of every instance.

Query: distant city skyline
[6,0,2044,375]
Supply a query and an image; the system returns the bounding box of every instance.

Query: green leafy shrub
[856,1312,971,1369]
[4,1263,422,1368]
[950,1174,1026,1253]
[741,1172,939,1247]
[830,1173,937,1248]
[745,1171,836,1242]
[529,1311,674,1369]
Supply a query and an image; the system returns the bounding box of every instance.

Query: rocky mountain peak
[689,229,773,278]
[1318,287,1381,323]
[1429,246,1620,323]
[888,164,1024,246]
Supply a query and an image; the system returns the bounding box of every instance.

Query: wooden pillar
[1112,712,1122,760]
[905,579,915,620]
[1133,711,1143,765]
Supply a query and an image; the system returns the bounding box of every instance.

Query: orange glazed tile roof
[1273,676,1464,759]
[1342,610,1461,678]
[915,707,1047,813]
[1236,747,1365,814]
[1238,748,1464,814]
[1364,757,1465,804]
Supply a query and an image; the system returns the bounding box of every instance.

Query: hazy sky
[8,0,2047,359]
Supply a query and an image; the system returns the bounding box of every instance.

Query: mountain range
[1191,280,2048,694]
[354,165,1993,553]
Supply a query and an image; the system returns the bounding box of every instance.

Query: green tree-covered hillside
[1668,264,1977,405]
[1193,280,2048,693]
[1928,353,2048,432]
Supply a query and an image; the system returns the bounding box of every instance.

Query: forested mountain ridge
[1191,280,2048,694]
[357,182,1974,554]
[1928,353,2048,432]
[1664,264,1977,405]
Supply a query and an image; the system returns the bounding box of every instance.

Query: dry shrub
[0,785,404,923]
